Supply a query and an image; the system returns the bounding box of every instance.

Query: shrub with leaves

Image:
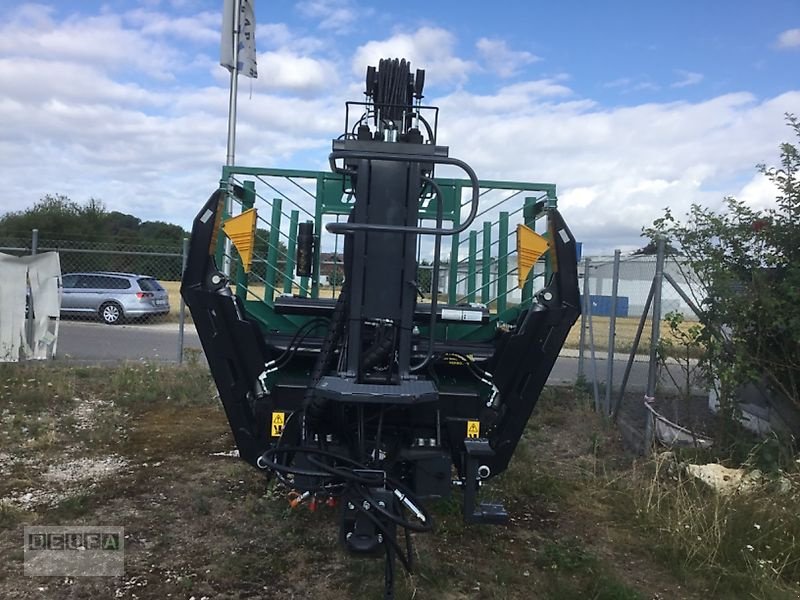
[646,115,800,427]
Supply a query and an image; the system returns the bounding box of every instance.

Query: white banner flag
[220,0,258,78]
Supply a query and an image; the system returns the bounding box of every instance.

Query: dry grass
[624,452,800,599]
[4,364,797,598]
[0,364,680,600]
[563,314,702,353]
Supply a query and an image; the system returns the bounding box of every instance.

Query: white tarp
[0,252,61,361]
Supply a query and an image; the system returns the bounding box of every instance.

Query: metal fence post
[604,250,621,415]
[646,238,666,401]
[577,257,590,379]
[31,229,39,256]
[612,278,655,421]
[177,236,189,364]
[643,402,656,456]
[586,268,601,411]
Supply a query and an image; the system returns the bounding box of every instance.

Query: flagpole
[223,0,242,275]
[225,0,241,168]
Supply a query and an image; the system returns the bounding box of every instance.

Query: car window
[61,274,78,288]
[137,278,163,292]
[76,275,131,290]
[106,277,132,290]
[76,275,100,289]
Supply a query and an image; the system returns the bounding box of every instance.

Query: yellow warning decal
[271,412,286,437]
[466,420,480,439]
[222,208,258,273]
[516,224,549,288]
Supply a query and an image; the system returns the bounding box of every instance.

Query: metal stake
[577,257,590,379]
[646,238,666,401]
[178,236,189,364]
[605,250,621,415]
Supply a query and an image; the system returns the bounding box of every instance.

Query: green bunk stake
[481,221,492,305]
[497,211,509,314]
[284,210,299,294]
[467,230,477,303]
[265,198,283,305]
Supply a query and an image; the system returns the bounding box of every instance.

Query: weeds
[0,503,23,531]
[1,366,798,599]
[628,452,800,597]
[537,537,595,571]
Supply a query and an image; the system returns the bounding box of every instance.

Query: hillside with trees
[0,194,186,249]
[0,194,187,278]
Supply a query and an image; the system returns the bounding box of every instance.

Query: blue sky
[0,0,797,251]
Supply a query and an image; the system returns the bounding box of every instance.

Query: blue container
[581,294,629,317]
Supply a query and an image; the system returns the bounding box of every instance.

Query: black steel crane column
[345,157,423,379]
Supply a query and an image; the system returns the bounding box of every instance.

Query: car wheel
[99,302,123,325]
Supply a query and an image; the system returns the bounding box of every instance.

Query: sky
[0,0,798,253]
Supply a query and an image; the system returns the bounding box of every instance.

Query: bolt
[347,502,355,511]
[346,532,352,540]
[378,501,386,508]
[211,274,222,285]
[543,291,553,301]
[377,534,384,544]
[362,500,371,511]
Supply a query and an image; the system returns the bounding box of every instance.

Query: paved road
[57,320,203,363]
[55,320,666,391]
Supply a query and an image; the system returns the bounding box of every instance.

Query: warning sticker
[466,420,480,439]
[271,412,286,437]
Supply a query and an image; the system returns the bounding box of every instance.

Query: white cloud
[256,51,338,95]
[0,58,165,107]
[0,4,182,79]
[604,77,661,93]
[736,173,781,210]
[604,77,632,89]
[0,7,796,256]
[353,27,474,84]
[123,8,219,43]
[476,38,539,78]
[434,84,799,252]
[671,70,704,88]
[775,28,800,49]
[297,0,367,33]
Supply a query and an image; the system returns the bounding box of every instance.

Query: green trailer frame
[216,165,558,343]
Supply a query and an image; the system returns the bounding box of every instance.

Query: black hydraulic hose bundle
[268,318,329,371]
[257,443,433,577]
[373,58,413,124]
[361,324,395,372]
[303,281,348,430]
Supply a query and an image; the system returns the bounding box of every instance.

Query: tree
[328,267,345,287]
[0,193,190,279]
[0,194,187,246]
[645,115,800,426]
[632,239,679,256]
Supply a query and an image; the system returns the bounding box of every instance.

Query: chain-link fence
[4,226,717,451]
[1,229,196,363]
[575,242,712,453]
